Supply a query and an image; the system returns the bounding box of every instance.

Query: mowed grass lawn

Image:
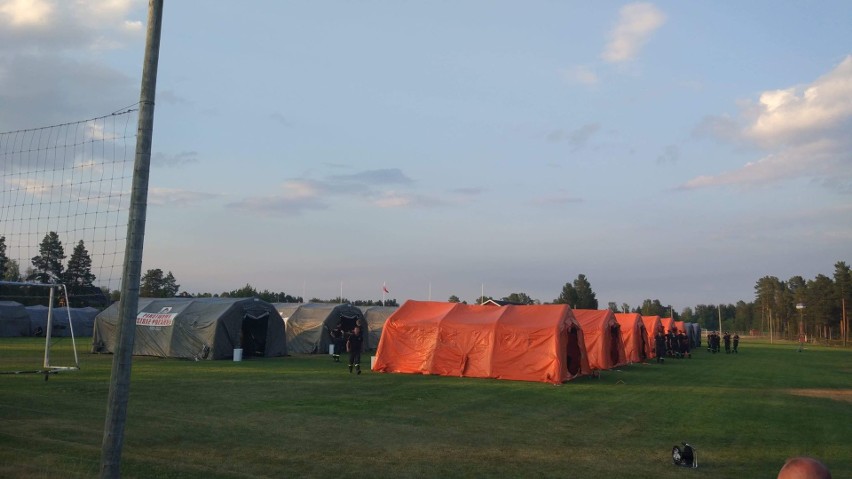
[0,338,850,479]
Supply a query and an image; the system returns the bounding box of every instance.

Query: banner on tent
[136,312,177,327]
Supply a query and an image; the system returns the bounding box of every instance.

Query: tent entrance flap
[338,313,359,332]
[566,326,581,376]
[609,325,621,365]
[241,312,269,358]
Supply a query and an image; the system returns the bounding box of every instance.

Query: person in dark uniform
[723,332,732,354]
[732,333,739,353]
[347,325,364,374]
[678,330,691,359]
[665,329,675,358]
[329,322,344,362]
[709,331,720,353]
[654,331,667,363]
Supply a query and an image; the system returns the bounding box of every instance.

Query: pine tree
[64,240,96,286]
[140,268,180,298]
[0,236,7,278]
[30,232,65,283]
[554,282,578,306]
[573,274,598,309]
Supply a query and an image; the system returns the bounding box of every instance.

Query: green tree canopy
[30,232,65,283]
[474,295,493,305]
[140,269,180,298]
[0,236,7,278]
[502,292,536,305]
[64,240,96,286]
[834,261,851,307]
[574,274,598,309]
[553,283,578,306]
[3,258,21,282]
[227,284,258,298]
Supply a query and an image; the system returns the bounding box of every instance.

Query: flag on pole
[382,283,389,294]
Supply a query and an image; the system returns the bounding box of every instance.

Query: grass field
[0,337,849,478]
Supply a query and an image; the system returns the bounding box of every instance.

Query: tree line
[0,232,108,307]
[445,263,851,341]
[3,233,847,339]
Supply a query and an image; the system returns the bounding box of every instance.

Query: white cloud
[746,55,852,145]
[372,191,411,208]
[149,187,220,207]
[152,151,200,168]
[0,0,141,51]
[602,3,666,63]
[561,65,599,85]
[682,56,852,190]
[0,0,53,26]
[281,179,324,199]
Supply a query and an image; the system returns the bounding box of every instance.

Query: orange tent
[573,309,628,371]
[673,320,685,334]
[373,300,591,384]
[641,316,664,359]
[614,312,648,363]
[661,317,676,333]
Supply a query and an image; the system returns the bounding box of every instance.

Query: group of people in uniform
[653,328,693,363]
[707,331,739,354]
[329,321,364,374]
[653,328,743,363]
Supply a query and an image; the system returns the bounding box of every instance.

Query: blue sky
[1,1,850,310]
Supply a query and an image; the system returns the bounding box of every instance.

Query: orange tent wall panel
[614,312,648,363]
[373,301,590,384]
[641,316,664,359]
[573,309,627,371]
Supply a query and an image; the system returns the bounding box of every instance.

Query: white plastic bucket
[233,348,243,362]
[329,344,335,355]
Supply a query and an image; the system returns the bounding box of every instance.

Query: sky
[1,0,850,311]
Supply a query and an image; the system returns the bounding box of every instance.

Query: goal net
[0,108,138,374]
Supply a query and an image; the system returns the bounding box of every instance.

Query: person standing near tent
[654,330,667,363]
[329,322,344,363]
[733,333,740,353]
[723,332,732,354]
[678,330,691,359]
[347,324,363,374]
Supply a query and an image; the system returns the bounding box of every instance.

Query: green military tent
[359,305,397,350]
[0,301,30,337]
[92,297,286,360]
[279,303,365,354]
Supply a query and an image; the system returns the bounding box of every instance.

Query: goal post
[0,281,80,373]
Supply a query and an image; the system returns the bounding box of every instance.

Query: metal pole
[43,287,55,368]
[100,1,162,477]
[718,304,722,336]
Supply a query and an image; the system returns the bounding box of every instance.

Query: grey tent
[26,305,98,337]
[689,323,702,348]
[358,305,398,350]
[92,297,286,360]
[282,303,365,354]
[0,301,30,337]
[272,303,304,332]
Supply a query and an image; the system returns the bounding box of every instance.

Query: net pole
[62,284,80,368]
[43,286,55,368]
[100,1,163,477]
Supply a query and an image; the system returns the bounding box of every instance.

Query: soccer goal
[0,281,80,377]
